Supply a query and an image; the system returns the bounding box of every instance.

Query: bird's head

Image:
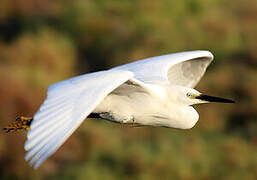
[170,85,235,106]
[186,89,235,106]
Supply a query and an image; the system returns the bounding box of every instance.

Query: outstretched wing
[25,70,133,169]
[113,50,213,88]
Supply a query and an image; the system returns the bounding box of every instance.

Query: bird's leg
[3,116,33,133]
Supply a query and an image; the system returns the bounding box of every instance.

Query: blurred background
[0,0,256,179]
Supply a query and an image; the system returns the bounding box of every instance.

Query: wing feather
[25,69,133,169]
[113,50,213,87]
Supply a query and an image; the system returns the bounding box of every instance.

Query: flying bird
[4,50,234,169]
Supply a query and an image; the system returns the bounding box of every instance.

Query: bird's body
[94,82,199,129]
[4,50,234,169]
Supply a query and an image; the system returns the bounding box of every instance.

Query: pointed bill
[195,94,235,103]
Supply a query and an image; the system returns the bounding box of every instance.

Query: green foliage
[0,0,256,179]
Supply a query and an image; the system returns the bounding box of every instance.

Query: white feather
[25,70,133,168]
[113,50,213,87]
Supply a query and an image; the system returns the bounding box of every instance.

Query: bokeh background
[0,0,257,179]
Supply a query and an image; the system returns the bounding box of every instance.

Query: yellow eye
[186,93,191,97]
[187,93,196,99]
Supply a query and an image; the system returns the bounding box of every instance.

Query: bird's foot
[3,116,33,133]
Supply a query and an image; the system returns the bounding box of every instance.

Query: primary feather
[113,50,213,87]
[25,70,133,168]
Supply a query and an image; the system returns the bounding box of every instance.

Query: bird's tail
[3,116,33,133]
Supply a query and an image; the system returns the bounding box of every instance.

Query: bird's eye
[186,93,191,97]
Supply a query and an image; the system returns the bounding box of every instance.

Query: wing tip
[193,50,214,60]
[163,50,214,63]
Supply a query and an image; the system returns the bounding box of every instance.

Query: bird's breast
[93,86,199,129]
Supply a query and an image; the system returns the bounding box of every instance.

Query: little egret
[4,50,234,169]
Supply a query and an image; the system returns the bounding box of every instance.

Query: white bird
[20,50,234,169]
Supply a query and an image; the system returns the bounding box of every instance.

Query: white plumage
[25,50,234,169]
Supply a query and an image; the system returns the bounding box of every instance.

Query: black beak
[195,94,235,103]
